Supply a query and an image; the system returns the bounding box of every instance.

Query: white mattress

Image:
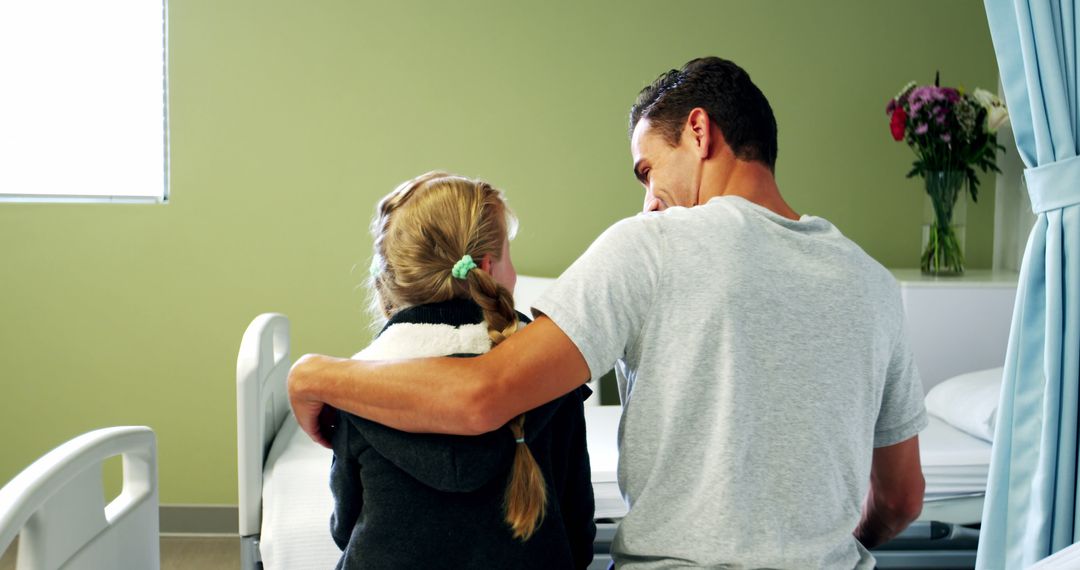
[920,415,992,498]
[258,408,989,567]
[913,415,992,524]
[259,415,340,570]
[585,406,627,519]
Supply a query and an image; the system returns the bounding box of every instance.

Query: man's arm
[854,435,925,548]
[287,315,591,446]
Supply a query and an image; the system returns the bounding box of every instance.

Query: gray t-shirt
[533,196,927,569]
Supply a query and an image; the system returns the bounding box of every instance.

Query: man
[289,57,927,569]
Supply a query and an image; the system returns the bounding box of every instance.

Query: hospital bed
[237,275,1011,569]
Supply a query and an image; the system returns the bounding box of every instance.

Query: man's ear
[687,107,713,159]
[479,253,493,274]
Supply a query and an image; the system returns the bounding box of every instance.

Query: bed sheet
[920,416,992,467]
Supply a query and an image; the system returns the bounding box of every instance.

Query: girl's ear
[479,254,493,273]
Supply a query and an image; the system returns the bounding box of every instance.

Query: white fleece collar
[351,322,494,361]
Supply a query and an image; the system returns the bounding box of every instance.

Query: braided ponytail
[465,268,518,345]
[504,414,547,540]
[465,268,547,540]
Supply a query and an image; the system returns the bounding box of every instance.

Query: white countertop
[889,268,1021,288]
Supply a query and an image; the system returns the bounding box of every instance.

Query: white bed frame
[236,313,292,569]
[0,426,159,570]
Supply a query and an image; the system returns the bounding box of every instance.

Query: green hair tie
[452,254,477,280]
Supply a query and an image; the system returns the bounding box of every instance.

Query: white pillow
[924,367,1004,443]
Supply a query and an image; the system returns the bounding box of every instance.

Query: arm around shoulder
[286,316,590,438]
[288,352,497,437]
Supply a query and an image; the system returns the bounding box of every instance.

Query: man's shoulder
[649,199,759,238]
[842,251,905,331]
[604,211,665,235]
[849,247,901,296]
[598,205,726,244]
[584,213,666,257]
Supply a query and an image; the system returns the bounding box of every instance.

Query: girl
[329,171,595,569]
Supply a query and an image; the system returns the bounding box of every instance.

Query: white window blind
[0,0,169,203]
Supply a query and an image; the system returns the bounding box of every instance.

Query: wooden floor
[1,535,240,570]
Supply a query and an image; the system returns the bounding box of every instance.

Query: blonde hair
[368,171,546,540]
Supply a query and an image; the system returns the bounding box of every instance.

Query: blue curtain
[978,0,1080,568]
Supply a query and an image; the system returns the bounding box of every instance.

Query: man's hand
[287,353,334,449]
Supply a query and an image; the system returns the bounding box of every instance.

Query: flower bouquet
[886,73,1008,274]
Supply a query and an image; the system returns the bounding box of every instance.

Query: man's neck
[699,160,799,221]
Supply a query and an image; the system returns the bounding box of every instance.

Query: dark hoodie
[329,299,596,569]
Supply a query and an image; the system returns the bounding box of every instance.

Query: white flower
[896,81,917,100]
[987,107,1009,132]
[972,88,998,107]
[973,88,1010,132]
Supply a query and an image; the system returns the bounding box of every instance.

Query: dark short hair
[629,57,778,172]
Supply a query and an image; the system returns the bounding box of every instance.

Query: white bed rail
[0,426,159,570]
[237,312,291,539]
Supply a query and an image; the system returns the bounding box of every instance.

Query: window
[0,0,169,203]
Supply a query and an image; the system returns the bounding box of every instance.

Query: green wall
[0,0,999,504]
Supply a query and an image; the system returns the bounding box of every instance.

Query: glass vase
[921,170,967,275]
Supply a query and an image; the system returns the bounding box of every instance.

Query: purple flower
[936,115,946,124]
[915,123,929,135]
[886,99,897,115]
[909,86,931,101]
[907,89,928,112]
[941,133,952,143]
[908,86,950,114]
